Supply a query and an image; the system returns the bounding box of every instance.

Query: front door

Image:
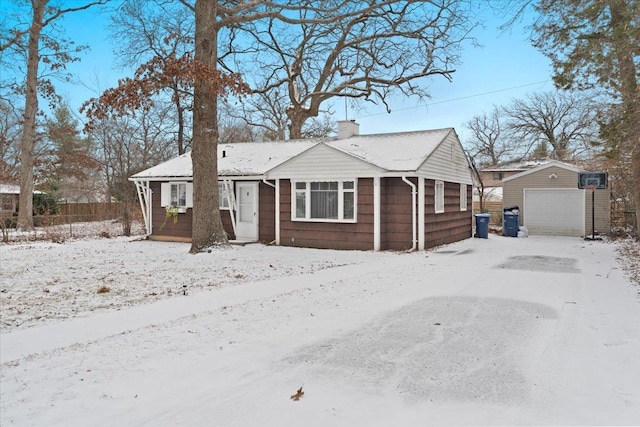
[235,182,259,241]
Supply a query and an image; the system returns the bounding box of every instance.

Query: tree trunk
[190,0,228,253]
[634,160,640,238]
[17,0,47,230]
[288,117,304,140]
[122,198,131,236]
[610,0,640,238]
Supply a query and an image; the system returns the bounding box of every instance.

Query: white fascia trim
[128,176,191,182]
[128,175,267,182]
[503,161,584,183]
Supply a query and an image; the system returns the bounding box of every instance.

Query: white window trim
[291,179,357,223]
[161,181,192,213]
[435,180,444,214]
[460,183,467,211]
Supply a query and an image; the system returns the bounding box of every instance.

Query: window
[460,184,467,211]
[292,180,356,222]
[218,182,231,209]
[493,172,504,180]
[435,181,444,214]
[170,183,187,208]
[1,195,13,211]
[161,182,192,212]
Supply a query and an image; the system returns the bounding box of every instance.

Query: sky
[10,2,554,143]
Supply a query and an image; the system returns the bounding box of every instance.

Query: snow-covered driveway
[1,236,639,426]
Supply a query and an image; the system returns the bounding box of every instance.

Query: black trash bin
[474,213,490,239]
[503,206,519,237]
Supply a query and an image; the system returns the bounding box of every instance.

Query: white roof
[481,158,552,172]
[0,184,20,194]
[131,141,317,179]
[130,128,454,180]
[502,160,584,182]
[327,128,452,171]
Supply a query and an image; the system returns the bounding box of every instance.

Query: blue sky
[42,3,553,142]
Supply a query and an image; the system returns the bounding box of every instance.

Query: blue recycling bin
[503,206,519,237]
[474,214,490,239]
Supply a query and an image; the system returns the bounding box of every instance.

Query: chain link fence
[0,203,145,243]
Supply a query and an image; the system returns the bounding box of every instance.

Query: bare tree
[0,0,107,229]
[89,105,176,235]
[0,100,23,183]
[241,0,477,139]
[503,91,600,161]
[223,93,336,141]
[218,103,259,143]
[464,106,514,167]
[223,91,290,141]
[108,0,195,155]
[463,106,513,212]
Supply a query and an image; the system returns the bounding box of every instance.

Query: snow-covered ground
[1,230,639,426]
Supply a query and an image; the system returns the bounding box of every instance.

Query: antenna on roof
[345,97,348,121]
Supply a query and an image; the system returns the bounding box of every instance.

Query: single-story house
[502,161,610,237]
[478,158,552,188]
[130,121,474,251]
[0,183,20,216]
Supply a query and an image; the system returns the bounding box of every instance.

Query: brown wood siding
[424,180,472,249]
[279,179,374,250]
[381,177,415,251]
[258,182,276,242]
[150,181,236,241]
[150,181,193,239]
[220,209,235,240]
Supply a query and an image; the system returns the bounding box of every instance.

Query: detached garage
[503,161,610,237]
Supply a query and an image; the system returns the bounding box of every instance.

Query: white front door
[235,182,259,241]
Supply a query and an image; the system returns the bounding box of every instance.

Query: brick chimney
[337,120,360,139]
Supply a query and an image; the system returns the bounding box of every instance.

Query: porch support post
[418,176,425,250]
[133,180,152,236]
[373,176,381,251]
[275,179,280,245]
[224,179,237,237]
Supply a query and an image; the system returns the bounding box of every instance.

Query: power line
[354,80,550,119]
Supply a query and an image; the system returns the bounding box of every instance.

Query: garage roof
[502,161,584,182]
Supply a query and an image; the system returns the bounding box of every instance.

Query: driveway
[1,235,639,426]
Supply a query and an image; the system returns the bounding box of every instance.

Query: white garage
[502,161,610,237]
[524,189,584,236]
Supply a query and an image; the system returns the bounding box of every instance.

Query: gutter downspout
[402,175,417,251]
[262,179,278,245]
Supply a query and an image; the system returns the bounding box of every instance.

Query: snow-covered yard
[1,230,639,426]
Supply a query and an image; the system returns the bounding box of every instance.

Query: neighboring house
[477,158,552,194]
[130,121,474,251]
[0,183,20,216]
[503,161,610,237]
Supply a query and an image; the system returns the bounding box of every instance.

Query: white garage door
[524,189,584,236]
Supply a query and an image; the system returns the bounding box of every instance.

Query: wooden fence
[58,202,123,222]
[472,201,504,226]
